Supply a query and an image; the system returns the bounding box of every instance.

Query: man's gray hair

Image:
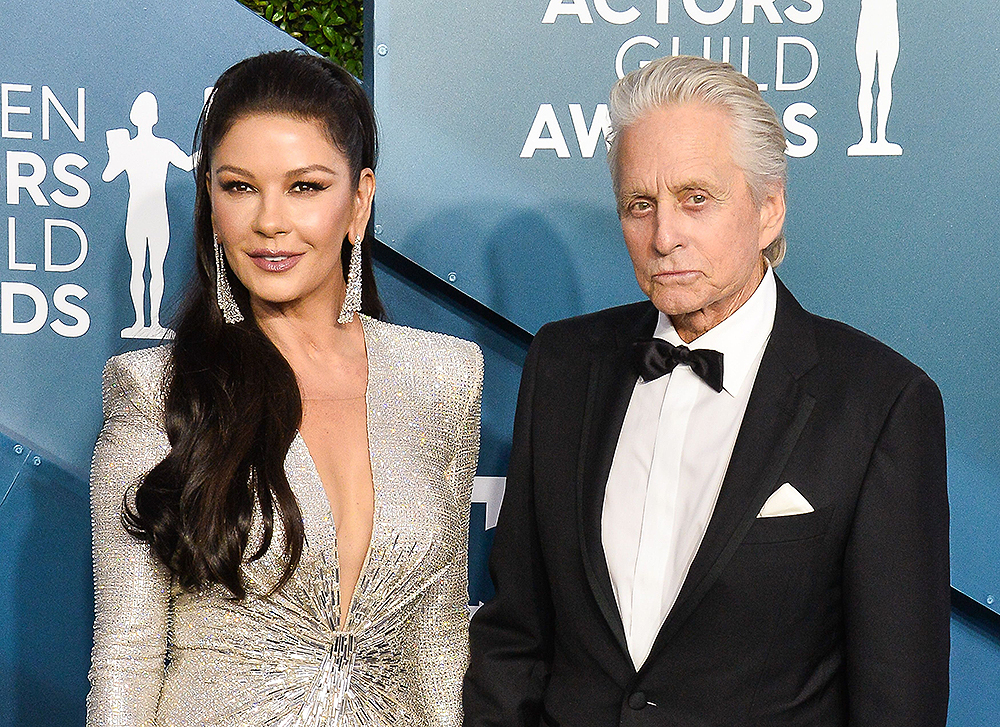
[608,55,788,266]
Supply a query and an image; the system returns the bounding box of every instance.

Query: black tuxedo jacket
[465,279,949,727]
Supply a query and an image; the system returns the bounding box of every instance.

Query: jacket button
[628,691,647,710]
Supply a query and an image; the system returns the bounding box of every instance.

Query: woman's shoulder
[363,316,483,384]
[101,345,172,421]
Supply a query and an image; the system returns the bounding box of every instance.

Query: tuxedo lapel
[641,279,819,667]
[576,303,658,662]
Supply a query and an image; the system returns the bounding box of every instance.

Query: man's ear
[757,186,786,251]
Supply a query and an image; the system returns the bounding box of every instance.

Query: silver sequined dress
[87,316,483,727]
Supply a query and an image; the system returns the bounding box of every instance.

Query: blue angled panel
[0,432,91,727]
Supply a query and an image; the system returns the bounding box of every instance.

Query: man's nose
[652,206,684,254]
[252,190,291,238]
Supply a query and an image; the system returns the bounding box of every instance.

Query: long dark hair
[124,50,384,599]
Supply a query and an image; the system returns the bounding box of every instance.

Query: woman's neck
[253,299,368,401]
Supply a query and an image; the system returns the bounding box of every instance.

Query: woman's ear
[350,168,376,240]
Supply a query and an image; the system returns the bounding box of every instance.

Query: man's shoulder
[811,313,925,376]
[532,301,654,352]
[791,301,935,400]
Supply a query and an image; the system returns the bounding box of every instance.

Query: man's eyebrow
[617,179,724,201]
[672,178,731,199]
[616,189,649,209]
[672,176,717,191]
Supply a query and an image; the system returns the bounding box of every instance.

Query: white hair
[607,55,788,265]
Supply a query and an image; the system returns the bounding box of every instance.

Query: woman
[87,50,482,726]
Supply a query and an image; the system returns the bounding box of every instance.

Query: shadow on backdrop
[486,210,582,332]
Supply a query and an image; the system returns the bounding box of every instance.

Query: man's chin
[647,290,705,319]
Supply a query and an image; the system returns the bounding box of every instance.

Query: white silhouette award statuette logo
[103,91,192,339]
[848,0,903,156]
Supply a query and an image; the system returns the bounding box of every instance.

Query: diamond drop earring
[214,233,243,324]
[338,234,363,324]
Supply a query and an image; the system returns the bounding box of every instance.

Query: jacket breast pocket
[742,505,833,544]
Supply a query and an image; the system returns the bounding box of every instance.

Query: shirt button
[628,691,647,710]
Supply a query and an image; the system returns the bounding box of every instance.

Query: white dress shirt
[602,267,777,669]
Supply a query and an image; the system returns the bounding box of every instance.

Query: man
[464,56,949,726]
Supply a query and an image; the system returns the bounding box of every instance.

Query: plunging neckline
[293,315,377,633]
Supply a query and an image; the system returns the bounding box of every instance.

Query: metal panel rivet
[32,456,40,466]
[987,595,995,605]
[377,44,388,56]
[448,272,458,283]
[374,224,382,234]
[13,445,23,455]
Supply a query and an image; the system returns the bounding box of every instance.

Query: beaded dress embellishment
[88,317,483,727]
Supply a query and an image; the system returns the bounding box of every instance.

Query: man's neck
[669,259,767,343]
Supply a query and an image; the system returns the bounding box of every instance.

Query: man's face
[615,101,785,341]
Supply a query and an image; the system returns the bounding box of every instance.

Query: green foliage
[237,0,364,77]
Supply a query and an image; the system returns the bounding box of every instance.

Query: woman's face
[209,113,374,318]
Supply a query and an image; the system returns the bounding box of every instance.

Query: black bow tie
[631,339,725,392]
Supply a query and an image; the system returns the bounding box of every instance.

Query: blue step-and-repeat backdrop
[0,0,997,724]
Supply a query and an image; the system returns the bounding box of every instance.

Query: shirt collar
[652,266,777,396]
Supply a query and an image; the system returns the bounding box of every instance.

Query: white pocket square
[757,482,814,518]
